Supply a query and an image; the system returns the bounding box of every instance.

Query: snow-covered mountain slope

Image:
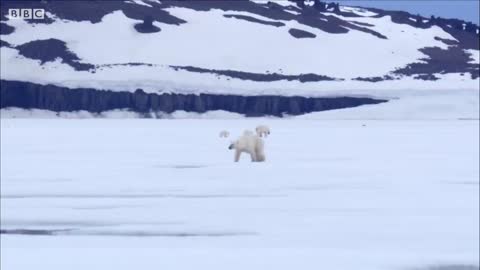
[0,0,479,116]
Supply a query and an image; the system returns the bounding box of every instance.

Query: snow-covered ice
[1,118,478,270]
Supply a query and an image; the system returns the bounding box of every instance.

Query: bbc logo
[8,9,45,20]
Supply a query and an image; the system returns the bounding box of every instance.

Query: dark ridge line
[434,36,459,46]
[1,80,388,117]
[366,7,479,49]
[98,62,156,68]
[353,75,396,82]
[223,14,285,27]
[414,74,440,81]
[320,14,387,39]
[349,21,374,27]
[170,65,340,82]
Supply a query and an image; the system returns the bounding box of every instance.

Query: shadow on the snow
[1,229,256,238]
[0,229,72,235]
[415,265,479,270]
[445,181,479,186]
[2,193,282,199]
[155,164,207,169]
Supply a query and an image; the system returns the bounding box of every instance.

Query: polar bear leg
[255,149,265,162]
[250,151,257,162]
[234,150,241,162]
[255,138,265,162]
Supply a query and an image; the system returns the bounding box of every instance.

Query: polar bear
[219,130,230,138]
[228,132,265,162]
[255,125,270,137]
[243,130,254,136]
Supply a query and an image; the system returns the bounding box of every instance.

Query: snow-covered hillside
[0,0,479,117]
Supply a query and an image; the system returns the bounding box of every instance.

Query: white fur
[229,133,266,162]
[255,125,271,137]
[243,130,254,136]
[219,130,230,138]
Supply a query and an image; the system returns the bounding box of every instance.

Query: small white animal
[228,132,265,162]
[255,125,271,137]
[219,130,230,138]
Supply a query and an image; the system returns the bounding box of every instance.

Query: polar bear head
[228,141,237,150]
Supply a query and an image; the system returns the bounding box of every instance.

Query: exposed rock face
[394,46,479,80]
[1,0,478,86]
[134,23,161,33]
[134,15,161,33]
[223,14,285,27]
[0,22,14,35]
[1,0,476,117]
[1,80,387,117]
[288,28,316,38]
[170,66,339,82]
[15,39,94,71]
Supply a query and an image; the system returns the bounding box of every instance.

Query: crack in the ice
[446,181,479,185]
[155,164,207,169]
[2,220,182,227]
[415,265,480,270]
[2,194,284,199]
[1,229,256,237]
[0,229,72,235]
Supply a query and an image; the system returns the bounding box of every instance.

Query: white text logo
[8,9,45,20]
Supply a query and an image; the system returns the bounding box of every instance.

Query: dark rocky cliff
[0,80,387,117]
